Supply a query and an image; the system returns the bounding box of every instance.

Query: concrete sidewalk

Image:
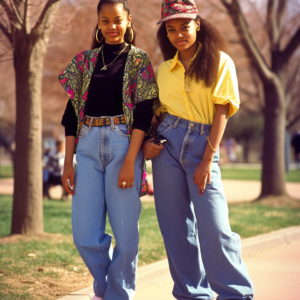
[58,226,300,300]
[134,240,300,300]
[144,174,300,202]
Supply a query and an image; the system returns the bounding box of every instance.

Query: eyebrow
[166,22,190,28]
[101,16,123,19]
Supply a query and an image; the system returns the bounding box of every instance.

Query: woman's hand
[142,137,164,159]
[118,160,135,189]
[193,158,213,196]
[62,163,75,196]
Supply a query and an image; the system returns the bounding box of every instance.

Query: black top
[61,42,156,137]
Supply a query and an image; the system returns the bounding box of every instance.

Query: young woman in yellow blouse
[143,1,254,299]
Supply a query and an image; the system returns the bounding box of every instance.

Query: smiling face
[98,3,132,45]
[165,18,200,51]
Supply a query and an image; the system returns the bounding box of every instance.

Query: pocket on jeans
[116,125,129,137]
[79,125,88,138]
[157,122,171,135]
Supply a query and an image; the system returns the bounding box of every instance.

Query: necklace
[101,44,128,71]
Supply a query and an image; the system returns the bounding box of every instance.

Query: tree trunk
[11,33,46,235]
[242,140,250,163]
[260,81,287,197]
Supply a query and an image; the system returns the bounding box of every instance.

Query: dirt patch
[0,233,95,299]
[253,196,300,208]
[1,268,94,299]
[0,233,66,244]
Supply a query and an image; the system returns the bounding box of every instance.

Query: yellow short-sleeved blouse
[156,43,240,125]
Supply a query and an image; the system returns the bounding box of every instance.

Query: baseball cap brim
[157,13,198,25]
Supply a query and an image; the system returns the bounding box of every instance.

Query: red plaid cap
[157,0,199,25]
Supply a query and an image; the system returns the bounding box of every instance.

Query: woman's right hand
[142,137,164,159]
[62,164,75,196]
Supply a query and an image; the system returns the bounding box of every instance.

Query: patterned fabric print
[122,46,160,139]
[59,49,100,146]
[158,0,198,24]
[59,45,159,196]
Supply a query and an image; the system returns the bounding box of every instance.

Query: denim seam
[157,124,172,135]
[79,125,88,138]
[100,127,105,169]
[180,129,190,168]
[116,125,129,137]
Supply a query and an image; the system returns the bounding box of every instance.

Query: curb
[57,225,300,300]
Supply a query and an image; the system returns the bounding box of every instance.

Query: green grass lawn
[220,168,300,182]
[1,194,300,299]
[147,165,300,183]
[0,166,13,179]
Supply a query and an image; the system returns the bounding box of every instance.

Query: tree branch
[9,0,23,25]
[33,0,61,37]
[240,102,262,115]
[220,0,275,81]
[280,26,300,64]
[245,0,265,27]
[203,0,228,14]
[0,20,13,44]
[239,86,258,98]
[277,0,287,29]
[267,0,279,50]
[0,0,18,28]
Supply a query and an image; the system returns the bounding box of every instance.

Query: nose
[109,24,117,30]
[176,32,183,38]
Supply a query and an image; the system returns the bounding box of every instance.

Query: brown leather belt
[84,115,126,127]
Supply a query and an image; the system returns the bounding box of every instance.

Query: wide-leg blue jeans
[72,119,144,300]
[152,113,254,300]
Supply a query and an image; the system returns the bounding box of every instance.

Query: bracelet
[206,136,218,153]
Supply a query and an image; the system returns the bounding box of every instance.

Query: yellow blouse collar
[169,42,202,72]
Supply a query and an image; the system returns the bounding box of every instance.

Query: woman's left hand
[118,160,135,189]
[193,158,213,196]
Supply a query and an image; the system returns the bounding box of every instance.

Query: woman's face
[98,3,132,45]
[165,18,200,51]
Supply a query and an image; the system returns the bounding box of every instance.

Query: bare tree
[0,0,61,235]
[219,0,300,200]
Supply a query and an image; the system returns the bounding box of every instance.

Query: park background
[0,0,299,299]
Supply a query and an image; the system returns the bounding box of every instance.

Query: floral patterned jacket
[59,45,159,196]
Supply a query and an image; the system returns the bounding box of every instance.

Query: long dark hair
[157,16,227,87]
[91,0,136,49]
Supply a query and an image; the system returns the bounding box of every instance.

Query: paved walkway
[1,177,299,202]
[134,241,300,300]
[143,174,300,202]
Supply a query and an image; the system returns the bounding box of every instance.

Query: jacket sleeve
[135,53,159,102]
[58,51,86,117]
[135,53,160,139]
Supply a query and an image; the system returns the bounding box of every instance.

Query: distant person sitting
[292,129,300,169]
[45,140,67,199]
[225,138,237,162]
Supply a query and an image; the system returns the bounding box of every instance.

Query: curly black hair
[157,16,227,87]
[91,0,136,49]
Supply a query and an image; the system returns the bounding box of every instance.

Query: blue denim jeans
[152,113,254,300]
[72,119,144,300]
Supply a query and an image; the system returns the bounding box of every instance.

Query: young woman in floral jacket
[59,1,158,299]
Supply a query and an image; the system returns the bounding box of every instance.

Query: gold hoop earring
[96,27,103,43]
[197,27,200,32]
[128,27,134,42]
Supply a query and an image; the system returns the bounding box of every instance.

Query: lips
[107,32,119,36]
[176,40,187,45]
